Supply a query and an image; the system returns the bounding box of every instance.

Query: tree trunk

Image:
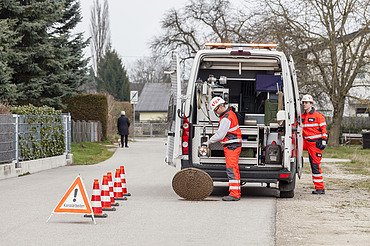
[328,100,345,147]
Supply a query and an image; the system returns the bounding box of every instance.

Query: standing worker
[301,94,327,194]
[203,97,242,201]
[117,111,130,148]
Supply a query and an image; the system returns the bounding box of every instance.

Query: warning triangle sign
[53,175,92,214]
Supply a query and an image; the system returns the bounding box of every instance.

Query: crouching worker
[203,97,242,201]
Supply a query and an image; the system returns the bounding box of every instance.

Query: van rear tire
[279,189,294,198]
[279,172,296,198]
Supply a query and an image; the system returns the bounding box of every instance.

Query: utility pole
[130,91,138,141]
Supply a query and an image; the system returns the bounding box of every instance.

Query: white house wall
[139,112,167,122]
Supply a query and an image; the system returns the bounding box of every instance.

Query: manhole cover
[172,168,213,200]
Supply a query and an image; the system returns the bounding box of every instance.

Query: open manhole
[172,168,213,200]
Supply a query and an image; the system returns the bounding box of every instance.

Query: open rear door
[289,55,303,178]
[165,54,183,167]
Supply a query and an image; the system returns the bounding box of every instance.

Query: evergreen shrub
[11,104,65,160]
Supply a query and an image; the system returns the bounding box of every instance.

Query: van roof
[204,43,278,50]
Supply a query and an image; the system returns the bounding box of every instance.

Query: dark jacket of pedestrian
[117,113,130,135]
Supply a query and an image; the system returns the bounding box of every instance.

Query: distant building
[345,71,370,117]
[135,83,171,122]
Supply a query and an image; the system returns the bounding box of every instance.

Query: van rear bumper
[190,162,293,183]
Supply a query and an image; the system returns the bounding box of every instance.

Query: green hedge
[326,116,370,133]
[11,104,65,161]
[64,94,108,139]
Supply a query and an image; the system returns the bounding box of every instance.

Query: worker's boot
[222,195,240,201]
[312,189,325,195]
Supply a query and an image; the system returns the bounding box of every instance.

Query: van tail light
[181,118,189,155]
[279,172,291,180]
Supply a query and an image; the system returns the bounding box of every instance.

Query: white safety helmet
[210,96,225,111]
[121,111,126,115]
[301,94,314,104]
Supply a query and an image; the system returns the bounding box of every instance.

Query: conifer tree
[97,48,130,101]
[0,0,89,108]
[45,0,89,108]
[0,1,21,103]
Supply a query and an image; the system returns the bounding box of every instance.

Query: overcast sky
[75,0,188,67]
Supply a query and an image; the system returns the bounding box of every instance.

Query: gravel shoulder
[276,161,370,246]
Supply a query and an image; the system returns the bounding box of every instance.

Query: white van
[166,43,303,198]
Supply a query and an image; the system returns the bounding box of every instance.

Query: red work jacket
[219,109,242,144]
[301,108,327,140]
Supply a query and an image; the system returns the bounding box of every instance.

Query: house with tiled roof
[135,83,171,122]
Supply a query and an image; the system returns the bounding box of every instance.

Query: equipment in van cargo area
[264,99,278,125]
[264,144,282,164]
[256,74,283,92]
[166,43,303,199]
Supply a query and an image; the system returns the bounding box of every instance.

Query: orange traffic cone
[113,169,127,200]
[84,179,108,218]
[120,165,131,196]
[107,172,120,206]
[101,175,116,211]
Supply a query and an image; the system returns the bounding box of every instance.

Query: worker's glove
[316,139,327,150]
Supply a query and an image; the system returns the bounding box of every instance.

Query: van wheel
[279,190,294,198]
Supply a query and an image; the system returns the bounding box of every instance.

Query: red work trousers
[303,140,325,190]
[224,146,241,198]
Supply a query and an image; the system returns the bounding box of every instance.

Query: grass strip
[71,142,114,165]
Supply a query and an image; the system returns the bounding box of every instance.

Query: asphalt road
[0,138,277,246]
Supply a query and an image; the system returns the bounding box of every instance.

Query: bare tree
[153,0,369,145]
[129,53,171,84]
[151,0,252,59]
[253,0,370,146]
[90,0,111,74]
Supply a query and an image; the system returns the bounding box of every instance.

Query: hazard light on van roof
[205,43,277,50]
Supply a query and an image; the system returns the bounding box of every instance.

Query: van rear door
[165,54,183,167]
[289,56,303,178]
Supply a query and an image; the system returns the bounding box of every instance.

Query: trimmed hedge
[64,94,108,139]
[326,116,370,133]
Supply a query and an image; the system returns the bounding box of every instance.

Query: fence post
[67,114,71,152]
[62,113,72,154]
[13,114,19,168]
[63,115,68,154]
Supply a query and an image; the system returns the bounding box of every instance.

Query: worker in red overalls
[301,94,327,195]
[203,97,242,201]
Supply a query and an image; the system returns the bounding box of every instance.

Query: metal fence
[0,115,16,164]
[134,123,167,137]
[72,120,102,143]
[0,114,71,165]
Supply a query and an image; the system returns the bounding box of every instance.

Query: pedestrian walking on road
[203,97,242,201]
[117,111,130,148]
[301,94,327,195]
